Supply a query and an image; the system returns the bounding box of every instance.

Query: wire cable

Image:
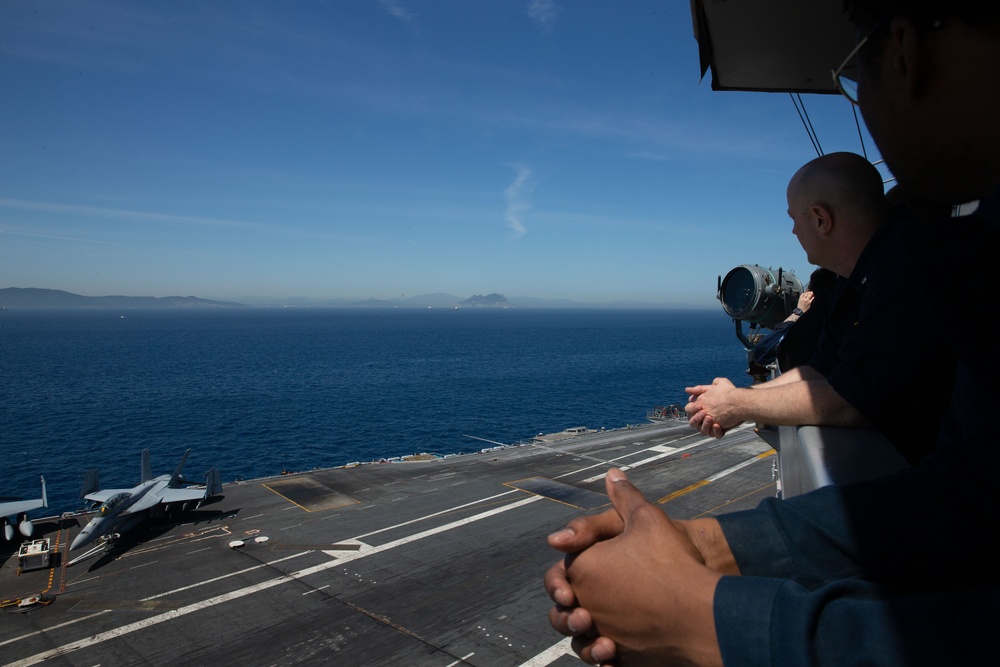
[851,104,869,160]
[790,93,824,157]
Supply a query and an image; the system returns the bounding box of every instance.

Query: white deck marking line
[321,496,540,565]
[581,435,720,483]
[518,636,573,666]
[66,576,100,587]
[9,497,539,667]
[129,561,159,570]
[529,441,617,467]
[555,424,755,483]
[445,651,476,666]
[0,551,314,651]
[302,585,330,596]
[354,488,519,540]
[142,551,312,600]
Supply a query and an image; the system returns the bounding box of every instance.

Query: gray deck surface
[1,422,775,666]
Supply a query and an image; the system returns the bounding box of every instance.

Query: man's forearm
[748,365,822,388]
[729,378,870,428]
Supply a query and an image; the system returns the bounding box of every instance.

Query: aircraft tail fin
[169,449,192,487]
[79,469,100,499]
[40,476,47,508]
[205,468,222,498]
[141,449,153,483]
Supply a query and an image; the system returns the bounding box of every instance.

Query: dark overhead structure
[690,0,855,94]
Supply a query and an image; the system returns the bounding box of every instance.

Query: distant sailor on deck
[747,266,836,375]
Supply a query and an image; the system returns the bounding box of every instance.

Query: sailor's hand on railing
[686,407,727,438]
[685,378,744,438]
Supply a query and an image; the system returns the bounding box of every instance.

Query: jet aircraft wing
[1,477,47,518]
[2,477,48,540]
[156,487,211,505]
[0,497,46,517]
[125,486,207,514]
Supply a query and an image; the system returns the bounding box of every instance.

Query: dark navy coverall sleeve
[715,576,998,666]
[713,360,1000,665]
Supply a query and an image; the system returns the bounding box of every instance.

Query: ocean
[1,308,749,514]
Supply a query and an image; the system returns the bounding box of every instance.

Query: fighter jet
[1,476,47,541]
[71,449,222,551]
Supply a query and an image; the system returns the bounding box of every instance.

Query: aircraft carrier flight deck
[1,421,775,666]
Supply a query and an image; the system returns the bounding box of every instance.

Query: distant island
[0,288,246,309]
[459,293,510,308]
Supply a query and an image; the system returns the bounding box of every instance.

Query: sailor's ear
[888,17,927,101]
[810,204,834,234]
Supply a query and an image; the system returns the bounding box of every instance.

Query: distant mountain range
[0,288,245,309]
[1,287,707,310]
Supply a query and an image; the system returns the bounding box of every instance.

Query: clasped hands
[543,468,727,667]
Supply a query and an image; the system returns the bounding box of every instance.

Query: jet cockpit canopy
[100,492,130,514]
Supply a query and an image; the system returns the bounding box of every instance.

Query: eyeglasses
[833,19,943,105]
[831,36,867,104]
[831,22,889,105]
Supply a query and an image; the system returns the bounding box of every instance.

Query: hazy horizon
[0,285,719,309]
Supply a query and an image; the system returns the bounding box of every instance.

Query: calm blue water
[1,308,749,513]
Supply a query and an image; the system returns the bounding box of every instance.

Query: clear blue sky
[0,1,886,306]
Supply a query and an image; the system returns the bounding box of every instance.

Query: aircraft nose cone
[71,530,90,551]
[70,532,88,551]
[71,518,103,550]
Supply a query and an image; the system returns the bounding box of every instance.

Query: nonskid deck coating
[263,475,360,512]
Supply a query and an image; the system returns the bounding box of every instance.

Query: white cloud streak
[527,0,560,32]
[378,0,416,23]
[0,197,269,232]
[504,165,533,238]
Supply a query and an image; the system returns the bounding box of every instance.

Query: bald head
[788,152,887,229]
[787,152,888,276]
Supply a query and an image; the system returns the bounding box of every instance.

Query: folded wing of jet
[1,476,47,541]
